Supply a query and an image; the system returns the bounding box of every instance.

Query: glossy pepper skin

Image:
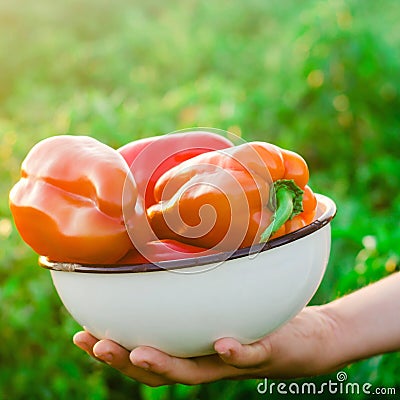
[147,142,316,251]
[118,130,233,208]
[117,239,216,264]
[9,135,138,264]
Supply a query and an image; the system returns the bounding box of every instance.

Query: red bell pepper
[118,130,233,208]
[117,239,216,264]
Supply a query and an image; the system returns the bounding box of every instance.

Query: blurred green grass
[1,0,399,398]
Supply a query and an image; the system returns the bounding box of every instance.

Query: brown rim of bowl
[39,194,336,274]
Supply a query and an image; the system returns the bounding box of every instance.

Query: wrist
[307,304,352,373]
[317,302,356,371]
[322,273,400,367]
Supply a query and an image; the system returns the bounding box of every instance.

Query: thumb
[214,337,272,369]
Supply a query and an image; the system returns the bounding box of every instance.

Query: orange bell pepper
[147,141,316,251]
[9,135,138,264]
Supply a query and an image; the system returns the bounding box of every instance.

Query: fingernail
[217,348,231,358]
[132,359,151,370]
[98,352,113,363]
[72,334,85,346]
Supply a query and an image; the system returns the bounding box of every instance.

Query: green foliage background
[0,0,399,398]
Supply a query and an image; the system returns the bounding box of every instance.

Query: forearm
[324,272,400,366]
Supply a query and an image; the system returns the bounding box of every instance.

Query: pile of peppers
[9,132,317,265]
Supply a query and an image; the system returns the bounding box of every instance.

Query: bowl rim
[39,193,336,274]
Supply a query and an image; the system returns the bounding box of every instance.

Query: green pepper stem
[260,179,304,242]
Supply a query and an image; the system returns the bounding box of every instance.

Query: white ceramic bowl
[40,193,336,357]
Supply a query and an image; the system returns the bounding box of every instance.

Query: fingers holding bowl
[73,331,101,360]
[73,331,174,386]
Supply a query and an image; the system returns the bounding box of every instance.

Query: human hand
[73,305,345,387]
[73,272,400,386]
